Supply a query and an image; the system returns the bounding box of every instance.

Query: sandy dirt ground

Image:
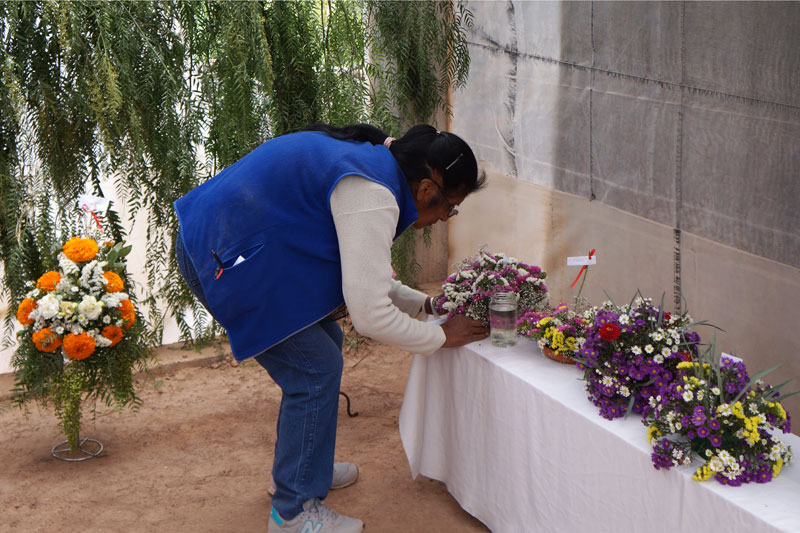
[0,317,489,532]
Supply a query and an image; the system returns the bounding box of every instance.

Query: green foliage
[391,227,423,286]
[53,366,83,452]
[13,322,150,450]
[365,0,473,123]
[0,1,473,348]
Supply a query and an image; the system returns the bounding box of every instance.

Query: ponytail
[297,122,485,196]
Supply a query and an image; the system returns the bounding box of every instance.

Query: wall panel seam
[466,41,800,113]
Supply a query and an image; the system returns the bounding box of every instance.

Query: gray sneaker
[268,463,359,496]
[268,498,364,533]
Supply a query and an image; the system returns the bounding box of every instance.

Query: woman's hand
[424,293,444,315]
[441,315,489,347]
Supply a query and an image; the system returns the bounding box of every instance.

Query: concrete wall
[449,1,800,423]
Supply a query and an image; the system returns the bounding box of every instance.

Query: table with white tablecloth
[398,340,800,533]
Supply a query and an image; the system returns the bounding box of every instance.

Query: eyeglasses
[428,178,459,218]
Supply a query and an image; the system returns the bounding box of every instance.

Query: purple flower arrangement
[575,296,701,420]
[433,250,548,322]
[644,354,794,486]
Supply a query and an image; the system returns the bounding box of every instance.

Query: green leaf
[656,292,665,326]
[774,390,800,401]
[731,363,784,405]
[603,290,617,307]
[624,394,636,419]
[763,379,795,399]
[681,319,725,332]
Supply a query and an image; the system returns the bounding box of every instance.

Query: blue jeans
[176,232,343,520]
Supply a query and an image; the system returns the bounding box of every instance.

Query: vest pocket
[221,243,264,270]
[203,236,267,327]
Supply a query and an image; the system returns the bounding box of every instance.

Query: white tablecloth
[398,340,800,533]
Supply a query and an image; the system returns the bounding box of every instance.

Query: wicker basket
[542,346,575,365]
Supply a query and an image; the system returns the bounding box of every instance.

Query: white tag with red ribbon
[78,194,110,213]
[569,249,596,288]
[567,255,597,266]
[77,194,109,231]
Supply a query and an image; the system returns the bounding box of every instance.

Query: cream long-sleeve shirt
[330,175,446,355]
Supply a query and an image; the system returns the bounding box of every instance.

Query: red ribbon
[570,249,595,288]
[81,204,103,230]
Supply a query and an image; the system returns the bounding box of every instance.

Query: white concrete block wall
[449,0,800,423]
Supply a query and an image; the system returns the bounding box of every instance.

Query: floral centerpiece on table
[433,250,548,322]
[645,350,794,486]
[12,236,150,453]
[574,295,701,420]
[516,303,591,363]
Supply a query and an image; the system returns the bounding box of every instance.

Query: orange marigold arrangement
[11,235,150,454]
[15,238,137,358]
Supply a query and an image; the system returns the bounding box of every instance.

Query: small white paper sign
[567,255,597,266]
[721,352,743,364]
[78,194,110,213]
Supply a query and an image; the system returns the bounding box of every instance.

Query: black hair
[298,122,486,196]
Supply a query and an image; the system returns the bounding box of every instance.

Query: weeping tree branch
[0,0,473,348]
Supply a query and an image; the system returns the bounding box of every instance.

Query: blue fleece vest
[174,131,418,360]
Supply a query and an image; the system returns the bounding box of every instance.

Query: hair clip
[445,153,463,171]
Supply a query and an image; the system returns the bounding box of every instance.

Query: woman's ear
[415,177,435,203]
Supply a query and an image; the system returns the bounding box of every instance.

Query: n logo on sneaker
[300,520,323,533]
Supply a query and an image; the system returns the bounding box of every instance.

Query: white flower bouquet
[433,250,548,322]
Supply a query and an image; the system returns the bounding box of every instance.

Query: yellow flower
[692,465,713,482]
[537,317,553,327]
[551,330,565,352]
[677,361,694,370]
[646,425,661,445]
[773,458,784,477]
